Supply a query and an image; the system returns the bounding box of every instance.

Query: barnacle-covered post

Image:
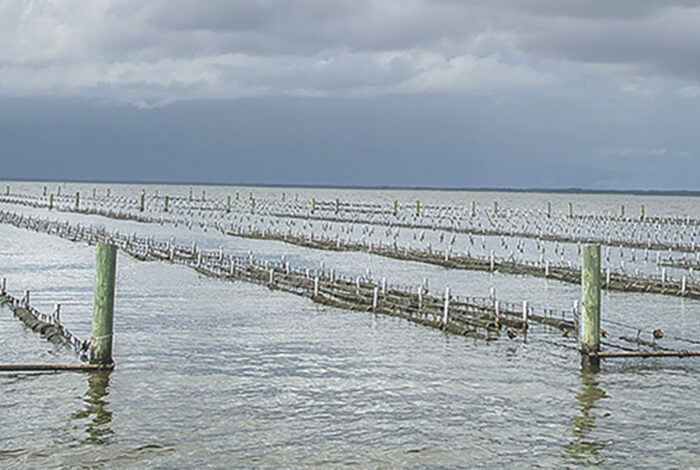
[90,243,117,365]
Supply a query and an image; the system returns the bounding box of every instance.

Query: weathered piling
[49,193,54,210]
[568,202,573,218]
[581,244,601,369]
[90,243,117,365]
[547,202,551,218]
[226,195,231,213]
[75,192,80,210]
[164,195,169,212]
[139,191,145,212]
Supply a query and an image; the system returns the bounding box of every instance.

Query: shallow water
[1,182,699,469]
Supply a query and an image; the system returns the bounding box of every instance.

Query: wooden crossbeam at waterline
[0,209,578,342]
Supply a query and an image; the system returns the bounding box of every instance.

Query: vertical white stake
[443,287,450,325]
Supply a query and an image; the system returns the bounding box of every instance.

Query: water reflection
[564,370,609,466]
[71,371,114,445]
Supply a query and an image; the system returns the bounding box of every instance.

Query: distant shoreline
[2,177,699,197]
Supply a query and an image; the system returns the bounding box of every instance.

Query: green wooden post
[164,195,169,212]
[75,192,80,210]
[640,205,645,220]
[49,193,54,210]
[139,191,145,212]
[393,199,398,217]
[620,205,625,217]
[471,200,476,217]
[546,202,551,218]
[415,200,420,217]
[43,186,47,196]
[581,244,601,369]
[226,195,231,213]
[335,198,340,215]
[106,188,110,198]
[90,243,117,365]
[311,197,315,215]
[568,202,573,218]
[493,201,498,216]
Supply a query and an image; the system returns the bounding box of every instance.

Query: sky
[1,1,700,190]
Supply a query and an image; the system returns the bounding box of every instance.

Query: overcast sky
[2,1,700,190]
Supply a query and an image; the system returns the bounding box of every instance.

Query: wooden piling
[75,192,80,210]
[568,202,573,218]
[49,193,54,211]
[139,191,145,212]
[471,201,476,217]
[90,243,117,365]
[547,202,551,218]
[164,195,169,212]
[393,199,398,217]
[335,198,340,215]
[226,195,231,213]
[311,197,315,215]
[493,201,498,216]
[581,244,601,369]
[640,205,645,220]
[415,200,420,217]
[620,205,625,217]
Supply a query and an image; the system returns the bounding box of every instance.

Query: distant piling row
[0,192,697,301]
[1,192,698,254]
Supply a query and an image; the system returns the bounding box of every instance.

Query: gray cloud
[1,1,700,106]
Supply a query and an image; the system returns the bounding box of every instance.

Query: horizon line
[2,177,699,197]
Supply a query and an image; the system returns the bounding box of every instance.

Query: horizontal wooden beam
[590,350,700,359]
[0,363,114,372]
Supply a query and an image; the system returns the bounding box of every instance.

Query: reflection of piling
[581,245,601,369]
[90,243,117,365]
